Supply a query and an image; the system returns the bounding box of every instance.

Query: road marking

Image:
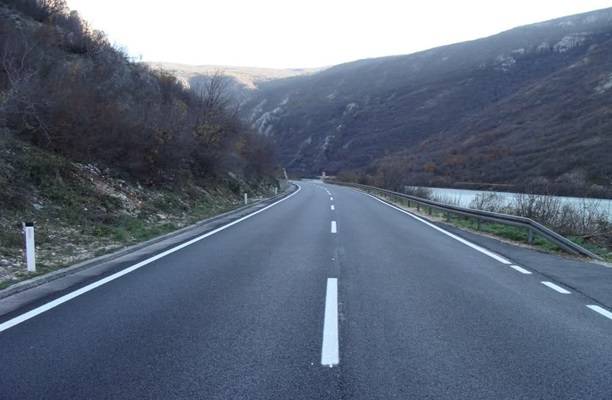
[321,278,339,367]
[541,281,571,294]
[0,185,302,334]
[509,264,532,274]
[331,221,337,233]
[330,197,334,201]
[330,205,335,211]
[587,305,612,320]
[364,193,512,264]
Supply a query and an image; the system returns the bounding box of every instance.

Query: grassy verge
[0,199,243,291]
[0,193,266,289]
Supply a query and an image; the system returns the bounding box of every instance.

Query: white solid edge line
[0,185,302,334]
[321,278,339,366]
[331,221,337,233]
[509,264,532,275]
[586,305,612,320]
[330,205,335,211]
[541,281,571,294]
[364,193,512,264]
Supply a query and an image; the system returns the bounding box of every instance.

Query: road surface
[0,180,611,399]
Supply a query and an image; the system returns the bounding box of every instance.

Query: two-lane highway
[0,180,611,399]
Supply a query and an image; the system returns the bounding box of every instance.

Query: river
[420,187,612,219]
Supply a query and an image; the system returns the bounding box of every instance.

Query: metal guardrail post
[528,228,534,244]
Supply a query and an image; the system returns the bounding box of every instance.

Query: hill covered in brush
[1,0,277,186]
[0,0,279,283]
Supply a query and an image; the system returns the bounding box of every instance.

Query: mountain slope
[242,8,612,194]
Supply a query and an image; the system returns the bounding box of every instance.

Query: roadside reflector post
[23,222,36,273]
[528,228,534,244]
[244,193,248,205]
[274,187,278,196]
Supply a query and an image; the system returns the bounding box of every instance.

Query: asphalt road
[0,180,611,399]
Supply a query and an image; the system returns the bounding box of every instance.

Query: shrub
[469,192,506,213]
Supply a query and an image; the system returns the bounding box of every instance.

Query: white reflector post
[24,222,36,272]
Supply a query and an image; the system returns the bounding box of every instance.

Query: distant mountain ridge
[235,7,612,194]
[147,62,323,103]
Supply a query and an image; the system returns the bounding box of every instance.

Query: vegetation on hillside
[0,0,276,187]
[0,134,275,287]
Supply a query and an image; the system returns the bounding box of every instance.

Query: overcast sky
[66,0,612,68]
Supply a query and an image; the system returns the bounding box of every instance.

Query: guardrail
[327,180,603,261]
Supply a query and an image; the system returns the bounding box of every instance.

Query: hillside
[0,0,278,184]
[241,8,612,196]
[0,1,279,284]
[0,134,274,286]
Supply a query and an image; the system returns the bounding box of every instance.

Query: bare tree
[200,71,231,112]
[0,29,51,144]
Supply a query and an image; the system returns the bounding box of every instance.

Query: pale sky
[66,0,612,68]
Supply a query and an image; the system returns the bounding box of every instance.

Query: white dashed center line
[541,281,571,294]
[321,278,339,367]
[330,197,334,201]
[331,221,337,233]
[330,205,335,211]
[587,305,612,320]
[509,265,532,274]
